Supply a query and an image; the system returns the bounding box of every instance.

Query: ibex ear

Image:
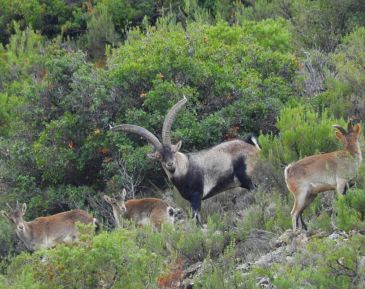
[103,195,112,204]
[172,141,182,152]
[21,203,27,215]
[353,123,361,136]
[147,151,161,160]
[0,210,9,220]
[335,131,347,144]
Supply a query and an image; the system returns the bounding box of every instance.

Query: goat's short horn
[333,125,347,135]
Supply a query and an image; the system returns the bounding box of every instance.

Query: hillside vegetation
[0,0,365,288]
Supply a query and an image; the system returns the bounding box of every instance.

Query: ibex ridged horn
[110,124,162,151]
[162,96,187,145]
[333,124,347,135]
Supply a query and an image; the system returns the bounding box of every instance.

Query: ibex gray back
[285,120,362,231]
[104,188,182,230]
[110,97,260,226]
[1,202,99,251]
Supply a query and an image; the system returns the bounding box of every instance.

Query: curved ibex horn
[333,124,347,135]
[110,124,163,151]
[162,96,187,145]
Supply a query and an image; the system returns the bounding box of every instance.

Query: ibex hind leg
[291,187,310,231]
[291,201,300,231]
[297,189,316,231]
[234,158,254,190]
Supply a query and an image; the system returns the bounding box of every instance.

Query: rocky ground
[180,229,365,289]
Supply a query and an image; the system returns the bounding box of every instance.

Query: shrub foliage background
[0,0,364,288]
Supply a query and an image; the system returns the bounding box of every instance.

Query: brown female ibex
[285,120,362,231]
[1,202,99,251]
[103,188,182,230]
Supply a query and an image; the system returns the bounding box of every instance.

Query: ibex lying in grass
[285,120,362,231]
[103,188,182,230]
[111,97,260,226]
[1,202,99,251]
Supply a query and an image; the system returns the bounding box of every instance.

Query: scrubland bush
[0,219,14,260]
[259,104,344,166]
[249,234,365,289]
[1,16,297,229]
[319,27,365,120]
[1,226,166,289]
[335,188,365,232]
[1,1,365,287]
[193,242,252,289]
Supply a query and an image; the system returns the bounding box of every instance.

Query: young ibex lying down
[285,120,362,231]
[110,97,260,226]
[1,202,99,251]
[104,188,182,230]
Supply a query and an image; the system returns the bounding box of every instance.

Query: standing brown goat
[285,120,362,231]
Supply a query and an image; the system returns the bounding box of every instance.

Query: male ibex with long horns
[1,202,99,251]
[285,120,362,231]
[110,97,260,226]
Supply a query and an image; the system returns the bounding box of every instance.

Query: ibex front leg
[191,194,203,227]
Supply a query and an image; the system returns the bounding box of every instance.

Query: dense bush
[0,0,364,287]
[1,227,166,289]
[318,27,365,120]
[109,18,296,141]
[0,17,297,216]
[259,104,344,166]
[250,234,365,289]
[335,188,365,232]
[0,0,87,45]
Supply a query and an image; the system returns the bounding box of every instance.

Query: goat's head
[333,120,361,153]
[103,188,127,214]
[110,97,187,173]
[1,202,27,232]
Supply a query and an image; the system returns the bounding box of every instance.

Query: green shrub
[335,188,365,232]
[3,228,166,289]
[193,240,257,289]
[259,104,344,166]
[105,19,296,189]
[321,26,365,120]
[248,234,365,289]
[0,219,15,260]
[0,0,87,44]
[85,4,120,60]
[264,195,292,232]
